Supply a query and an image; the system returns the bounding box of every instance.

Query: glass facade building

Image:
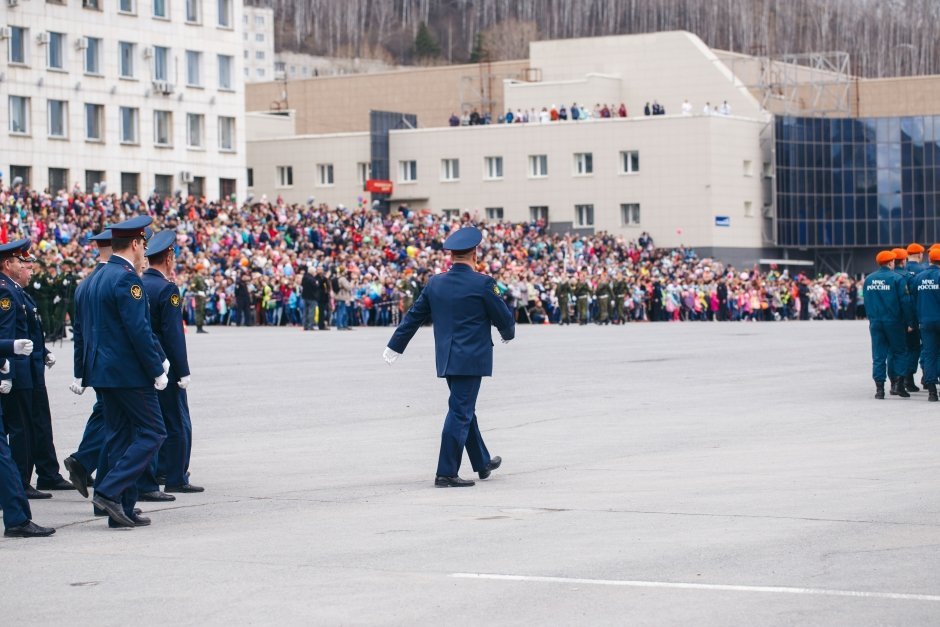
[775,116,940,248]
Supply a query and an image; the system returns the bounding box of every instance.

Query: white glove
[13,339,32,355]
[53,296,61,304]
[44,352,55,368]
[162,359,170,374]
[178,375,191,390]
[501,338,512,344]
[383,347,400,365]
[0,380,12,394]
[69,378,85,395]
[154,373,169,391]
[0,359,8,374]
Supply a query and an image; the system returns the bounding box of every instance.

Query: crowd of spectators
[0,175,866,331]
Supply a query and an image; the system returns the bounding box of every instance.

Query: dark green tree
[414,21,441,60]
[468,33,488,63]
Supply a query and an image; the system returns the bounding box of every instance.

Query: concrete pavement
[2,321,939,625]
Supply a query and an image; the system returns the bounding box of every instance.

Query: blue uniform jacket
[83,255,165,388]
[142,268,190,379]
[72,262,105,380]
[913,264,940,324]
[387,264,515,377]
[0,272,33,389]
[864,267,913,325]
[23,291,50,386]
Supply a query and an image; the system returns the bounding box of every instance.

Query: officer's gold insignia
[492,285,499,295]
[0,298,10,311]
[170,294,181,307]
[131,285,142,300]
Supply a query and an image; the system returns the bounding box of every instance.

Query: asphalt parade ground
[2,321,939,625]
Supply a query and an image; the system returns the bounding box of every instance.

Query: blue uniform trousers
[97,388,166,516]
[920,322,940,385]
[0,434,30,529]
[869,321,907,382]
[30,386,64,485]
[905,328,922,377]
[137,382,190,490]
[71,392,106,479]
[1,389,33,486]
[437,375,491,478]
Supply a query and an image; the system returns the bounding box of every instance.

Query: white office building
[241,4,273,82]
[1,0,247,199]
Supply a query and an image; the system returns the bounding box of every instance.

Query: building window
[9,166,30,187]
[48,168,68,192]
[153,46,169,81]
[621,150,640,174]
[441,158,460,181]
[153,0,167,19]
[529,206,548,223]
[255,33,264,42]
[357,162,371,186]
[620,203,640,226]
[47,32,65,70]
[47,100,67,138]
[256,68,265,78]
[485,207,504,220]
[154,174,172,195]
[83,0,101,9]
[119,42,136,78]
[255,51,265,61]
[119,0,135,12]
[442,209,460,219]
[9,96,30,135]
[217,0,232,28]
[276,166,293,187]
[218,116,235,151]
[220,178,235,199]
[246,167,254,188]
[185,0,200,23]
[575,204,594,227]
[185,51,202,87]
[154,110,172,146]
[255,15,264,26]
[529,154,548,177]
[399,160,417,182]
[743,160,754,176]
[84,37,102,74]
[744,201,754,217]
[121,172,139,195]
[574,152,593,175]
[762,162,772,177]
[8,27,27,65]
[186,113,204,148]
[218,55,233,90]
[85,170,104,193]
[317,163,334,186]
[190,176,205,196]
[119,107,139,144]
[84,103,104,141]
[484,156,503,180]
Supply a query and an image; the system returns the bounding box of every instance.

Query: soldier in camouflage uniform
[612,272,628,324]
[574,273,591,325]
[190,264,209,334]
[555,277,572,325]
[595,272,613,325]
[59,259,79,338]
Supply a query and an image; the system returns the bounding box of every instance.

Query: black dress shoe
[4,520,55,537]
[434,475,475,488]
[95,506,141,517]
[164,484,204,493]
[108,513,151,528]
[92,494,135,527]
[24,485,52,499]
[138,490,176,502]
[478,456,502,480]
[63,456,89,498]
[36,477,76,491]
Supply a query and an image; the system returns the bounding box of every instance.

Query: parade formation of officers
[864,242,940,401]
[0,216,202,537]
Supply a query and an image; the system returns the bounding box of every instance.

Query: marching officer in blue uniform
[913,247,940,402]
[0,337,55,537]
[905,243,927,387]
[64,229,112,502]
[84,216,169,528]
[893,247,922,392]
[140,230,203,494]
[384,227,515,487]
[0,239,72,498]
[864,250,914,399]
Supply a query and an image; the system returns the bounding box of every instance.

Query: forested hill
[252,0,939,78]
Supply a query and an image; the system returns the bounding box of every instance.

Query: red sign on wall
[365,179,394,194]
